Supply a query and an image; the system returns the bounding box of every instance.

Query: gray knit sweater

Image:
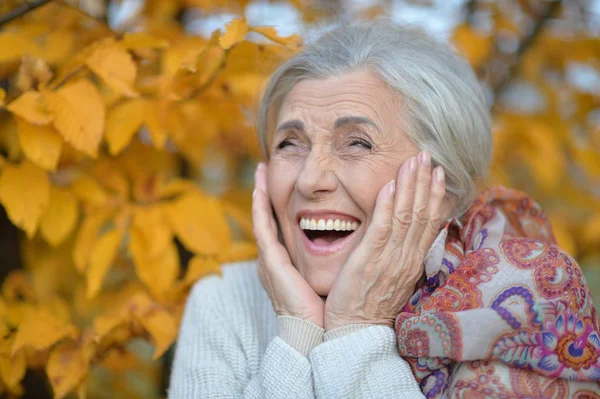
[168,260,424,398]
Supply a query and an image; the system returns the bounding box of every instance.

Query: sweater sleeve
[168,281,317,399]
[309,325,425,399]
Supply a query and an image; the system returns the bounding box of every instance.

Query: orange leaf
[86,38,138,97]
[129,228,179,299]
[250,26,302,50]
[135,309,177,359]
[0,161,49,238]
[43,79,105,157]
[86,229,124,299]
[12,308,77,355]
[39,186,79,247]
[105,99,144,155]
[185,256,222,285]
[46,339,94,399]
[0,88,6,107]
[165,192,232,255]
[219,18,248,50]
[15,117,63,171]
[7,91,53,125]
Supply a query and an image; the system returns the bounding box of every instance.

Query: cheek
[340,160,398,220]
[267,159,298,223]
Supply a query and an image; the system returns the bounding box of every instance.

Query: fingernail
[252,189,257,198]
[409,157,417,172]
[435,166,445,182]
[419,151,430,165]
[389,179,395,196]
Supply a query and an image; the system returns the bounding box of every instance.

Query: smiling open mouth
[299,218,359,246]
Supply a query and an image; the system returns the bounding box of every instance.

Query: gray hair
[256,16,492,218]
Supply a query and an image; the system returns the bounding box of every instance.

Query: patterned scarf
[395,185,600,398]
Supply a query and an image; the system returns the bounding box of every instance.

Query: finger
[404,151,432,256]
[418,166,447,253]
[361,178,396,251]
[255,162,268,193]
[254,162,277,232]
[252,164,277,249]
[391,156,417,240]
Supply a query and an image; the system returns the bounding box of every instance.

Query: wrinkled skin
[252,67,453,330]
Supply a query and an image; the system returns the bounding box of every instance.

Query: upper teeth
[300,218,359,231]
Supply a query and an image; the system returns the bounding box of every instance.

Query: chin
[299,259,342,296]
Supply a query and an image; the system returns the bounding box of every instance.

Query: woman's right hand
[252,162,325,328]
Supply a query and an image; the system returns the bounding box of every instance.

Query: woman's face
[267,68,420,296]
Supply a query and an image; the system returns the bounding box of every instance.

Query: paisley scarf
[395,185,600,398]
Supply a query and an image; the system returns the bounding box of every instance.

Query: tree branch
[0,0,52,27]
[491,0,562,106]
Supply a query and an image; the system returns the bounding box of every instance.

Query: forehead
[276,68,400,129]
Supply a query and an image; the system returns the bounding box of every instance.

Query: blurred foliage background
[0,0,598,397]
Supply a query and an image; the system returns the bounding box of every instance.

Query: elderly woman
[169,17,600,398]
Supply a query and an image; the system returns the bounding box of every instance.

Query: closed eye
[277,139,294,149]
[350,139,373,149]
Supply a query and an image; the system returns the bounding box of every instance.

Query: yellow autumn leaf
[43,79,105,157]
[250,26,303,50]
[40,30,75,65]
[39,187,79,247]
[132,206,172,259]
[582,213,600,248]
[144,100,168,148]
[46,339,94,399]
[0,32,39,63]
[15,117,63,171]
[217,241,258,264]
[0,88,5,107]
[93,290,154,338]
[105,99,144,155]
[71,174,109,207]
[129,228,179,298]
[90,159,130,199]
[165,192,232,255]
[86,38,138,97]
[12,308,77,355]
[72,209,113,273]
[219,18,248,50]
[86,229,124,299]
[7,91,53,125]
[185,256,222,285]
[16,55,53,92]
[119,32,169,50]
[452,24,492,68]
[196,46,226,87]
[547,214,577,257]
[522,123,565,192]
[135,309,177,359]
[0,337,26,389]
[0,161,50,238]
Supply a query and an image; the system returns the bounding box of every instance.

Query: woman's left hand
[324,151,452,331]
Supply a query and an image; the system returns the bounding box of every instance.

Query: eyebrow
[275,116,380,134]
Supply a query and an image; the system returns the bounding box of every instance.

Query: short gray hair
[257,16,492,218]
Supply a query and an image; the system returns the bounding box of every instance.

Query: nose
[296,146,338,200]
